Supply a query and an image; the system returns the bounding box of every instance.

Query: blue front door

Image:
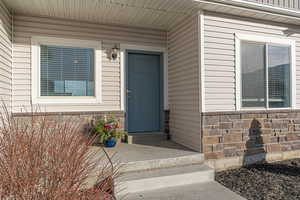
[127,52,161,133]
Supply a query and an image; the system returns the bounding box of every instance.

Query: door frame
[120,44,168,132]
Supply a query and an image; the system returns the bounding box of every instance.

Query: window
[241,42,266,107]
[40,45,95,97]
[236,34,295,110]
[32,37,101,104]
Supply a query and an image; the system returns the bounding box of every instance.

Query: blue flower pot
[104,137,117,148]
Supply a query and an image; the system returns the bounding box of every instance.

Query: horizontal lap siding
[0,0,11,111]
[168,15,201,151]
[12,15,167,113]
[245,0,300,10]
[204,12,300,112]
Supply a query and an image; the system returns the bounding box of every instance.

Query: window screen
[40,45,95,96]
[268,45,291,108]
[241,42,266,107]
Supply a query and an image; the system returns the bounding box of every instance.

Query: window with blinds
[40,45,95,97]
[241,41,291,108]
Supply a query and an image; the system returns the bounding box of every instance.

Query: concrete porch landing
[106,140,200,163]
[91,140,204,173]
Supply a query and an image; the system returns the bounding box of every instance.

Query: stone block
[214,157,242,171]
[203,136,220,145]
[294,124,300,131]
[227,129,243,135]
[203,115,219,126]
[282,150,300,160]
[224,143,245,150]
[281,144,292,151]
[266,144,281,153]
[269,136,279,143]
[243,153,267,165]
[241,113,267,119]
[219,122,233,129]
[242,119,253,128]
[203,145,213,153]
[292,142,300,150]
[288,124,295,132]
[293,119,300,124]
[232,121,243,129]
[205,152,225,159]
[220,114,240,122]
[223,135,242,143]
[203,128,221,136]
[244,147,266,156]
[271,120,288,129]
[286,134,300,141]
[286,112,300,118]
[279,136,287,142]
[224,148,238,157]
[268,113,289,119]
[212,144,224,152]
[261,135,271,143]
[203,124,219,129]
[249,128,262,135]
[261,129,272,135]
[266,152,283,162]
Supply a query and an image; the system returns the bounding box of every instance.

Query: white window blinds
[40,45,95,97]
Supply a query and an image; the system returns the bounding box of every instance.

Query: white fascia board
[194,0,300,19]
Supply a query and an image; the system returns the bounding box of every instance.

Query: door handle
[127,89,131,98]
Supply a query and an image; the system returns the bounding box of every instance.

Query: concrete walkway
[90,141,246,200]
[120,182,246,200]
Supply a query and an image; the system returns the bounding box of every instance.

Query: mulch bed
[216,159,300,200]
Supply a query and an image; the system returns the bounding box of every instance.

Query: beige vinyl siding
[245,0,300,10]
[168,14,201,151]
[12,15,166,113]
[0,0,12,111]
[203,12,300,112]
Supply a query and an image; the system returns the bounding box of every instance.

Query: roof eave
[194,0,300,26]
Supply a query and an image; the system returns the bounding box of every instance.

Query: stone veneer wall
[12,111,126,133]
[12,110,171,134]
[202,110,300,170]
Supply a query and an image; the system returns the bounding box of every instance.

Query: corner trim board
[199,10,205,113]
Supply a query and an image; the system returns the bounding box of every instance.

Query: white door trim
[120,44,168,111]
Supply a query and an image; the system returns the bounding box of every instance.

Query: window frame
[31,36,102,104]
[235,33,296,110]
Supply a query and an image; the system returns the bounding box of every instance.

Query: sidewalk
[119,181,246,200]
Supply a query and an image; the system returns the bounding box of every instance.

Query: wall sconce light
[111,45,119,60]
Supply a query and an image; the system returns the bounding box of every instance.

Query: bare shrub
[0,105,117,200]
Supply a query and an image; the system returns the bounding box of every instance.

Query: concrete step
[126,132,168,145]
[120,181,246,200]
[120,153,204,173]
[115,163,214,196]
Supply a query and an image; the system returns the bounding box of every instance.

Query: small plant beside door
[93,116,127,148]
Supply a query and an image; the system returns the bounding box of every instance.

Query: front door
[127,52,161,133]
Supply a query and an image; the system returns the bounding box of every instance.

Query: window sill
[239,107,294,112]
[32,97,102,105]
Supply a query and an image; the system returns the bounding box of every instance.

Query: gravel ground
[216,159,300,200]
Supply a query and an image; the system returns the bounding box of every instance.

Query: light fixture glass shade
[111,46,119,60]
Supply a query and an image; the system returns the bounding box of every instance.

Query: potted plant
[93,116,126,148]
